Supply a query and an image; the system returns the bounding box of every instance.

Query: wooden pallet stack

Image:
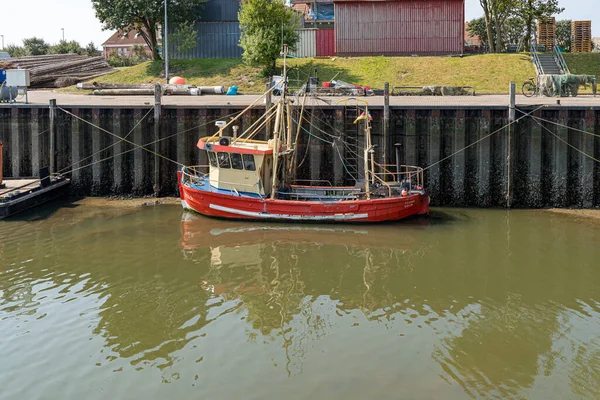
[572,21,592,52]
[537,17,556,50]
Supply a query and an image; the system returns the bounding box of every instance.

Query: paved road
[3,89,600,108]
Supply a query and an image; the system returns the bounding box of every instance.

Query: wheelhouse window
[242,154,256,171]
[230,153,243,170]
[217,152,231,169]
[208,151,217,167]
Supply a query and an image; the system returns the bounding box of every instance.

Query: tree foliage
[50,40,83,55]
[514,0,564,49]
[239,0,301,74]
[171,21,198,56]
[476,0,564,53]
[91,0,206,61]
[5,44,27,58]
[23,37,50,56]
[555,19,571,52]
[85,42,101,57]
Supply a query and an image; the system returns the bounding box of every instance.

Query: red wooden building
[292,0,465,56]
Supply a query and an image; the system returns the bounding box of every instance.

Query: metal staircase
[530,29,570,76]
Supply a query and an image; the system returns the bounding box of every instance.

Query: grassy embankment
[76,54,538,94]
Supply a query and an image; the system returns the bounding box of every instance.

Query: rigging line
[527,114,600,138]
[37,128,51,136]
[334,142,356,179]
[57,107,153,174]
[129,109,246,148]
[424,105,546,171]
[60,108,271,177]
[532,118,600,163]
[290,116,334,144]
[57,107,184,168]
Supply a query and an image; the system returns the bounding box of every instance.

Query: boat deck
[0,177,70,219]
[1,179,43,199]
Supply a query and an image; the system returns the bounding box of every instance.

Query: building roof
[102,30,159,47]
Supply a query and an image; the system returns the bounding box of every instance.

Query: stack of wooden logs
[0,54,115,88]
[572,21,592,53]
[537,17,556,51]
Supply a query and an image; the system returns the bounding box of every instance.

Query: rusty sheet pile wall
[335,0,464,56]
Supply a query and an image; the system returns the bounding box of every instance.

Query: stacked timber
[0,54,115,88]
[537,17,556,51]
[572,21,592,53]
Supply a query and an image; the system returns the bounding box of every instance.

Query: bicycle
[522,77,538,97]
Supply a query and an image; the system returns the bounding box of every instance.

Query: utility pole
[1,35,4,50]
[164,0,169,83]
[61,28,64,41]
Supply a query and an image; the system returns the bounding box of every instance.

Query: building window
[230,153,243,170]
[242,154,256,171]
[218,152,231,169]
[123,47,128,55]
[208,151,217,167]
[117,48,122,56]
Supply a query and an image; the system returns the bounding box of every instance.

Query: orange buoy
[169,76,186,85]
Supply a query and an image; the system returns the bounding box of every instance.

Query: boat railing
[293,179,333,187]
[375,163,424,187]
[181,165,209,185]
[368,170,393,197]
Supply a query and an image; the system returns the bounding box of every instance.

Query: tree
[504,17,527,47]
[467,17,493,48]
[515,0,564,49]
[5,44,26,58]
[479,0,516,53]
[239,0,300,74]
[22,37,50,56]
[91,0,206,61]
[556,19,571,52]
[85,42,100,57]
[50,40,83,55]
[170,21,198,56]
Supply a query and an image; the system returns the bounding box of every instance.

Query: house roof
[102,30,159,47]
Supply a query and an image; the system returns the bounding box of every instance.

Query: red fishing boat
[178,47,429,223]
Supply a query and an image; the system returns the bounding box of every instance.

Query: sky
[0,0,598,50]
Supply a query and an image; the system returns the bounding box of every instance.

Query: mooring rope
[54,107,245,176]
[528,114,600,139]
[58,107,184,170]
[57,107,153,175]
[531,117,600,164]
[423,105,546,171]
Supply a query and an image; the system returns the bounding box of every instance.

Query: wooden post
[507,82,516,208]
[383,82,390,164]
[49,99,56,174]
[153,83,162,197]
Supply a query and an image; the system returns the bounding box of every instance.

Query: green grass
[563,53,600,77]
[562,53,600,94]
[66,54,536,94]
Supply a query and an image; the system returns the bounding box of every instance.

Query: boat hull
[178,172,429,223]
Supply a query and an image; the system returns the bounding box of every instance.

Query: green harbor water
[1,201,600,400]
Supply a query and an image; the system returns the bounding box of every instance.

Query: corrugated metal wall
[201,0,240,22]
[291,29,317,58]
[335,0,464,56]
[316,29,335,56]
[170,22,242,59]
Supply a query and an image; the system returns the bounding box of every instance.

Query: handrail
[530,29,543,76]
[554,39,570,75]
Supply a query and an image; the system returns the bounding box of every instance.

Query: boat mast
[363,105,373,200]
[270,44,289,199]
